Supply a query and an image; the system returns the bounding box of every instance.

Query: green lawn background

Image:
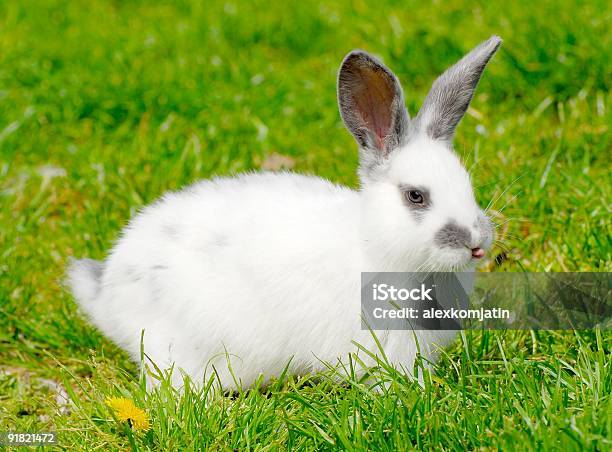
[0,0,610,449]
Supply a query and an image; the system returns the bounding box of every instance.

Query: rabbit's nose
[471,247,485,259]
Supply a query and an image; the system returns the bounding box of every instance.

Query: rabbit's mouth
[471,247,485,259]
[426,246,486,272]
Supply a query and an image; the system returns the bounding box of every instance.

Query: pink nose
[471,247,485,259]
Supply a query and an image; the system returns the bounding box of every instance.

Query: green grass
[0,0,610,449]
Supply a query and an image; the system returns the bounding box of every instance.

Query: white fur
[67,137,488,390]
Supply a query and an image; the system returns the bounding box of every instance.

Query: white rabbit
[67,36,501,390]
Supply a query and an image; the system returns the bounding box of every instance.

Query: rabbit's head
[338,36,501,271]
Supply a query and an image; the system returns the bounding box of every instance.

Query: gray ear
[415,36,502,143]
[338,50,410,156]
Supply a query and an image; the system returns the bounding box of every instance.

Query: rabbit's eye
[407,190,424,204]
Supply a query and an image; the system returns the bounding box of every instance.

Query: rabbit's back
[111,171,360,277]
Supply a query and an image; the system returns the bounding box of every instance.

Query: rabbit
[67,36,501,390]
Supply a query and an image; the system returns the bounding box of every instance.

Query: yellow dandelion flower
[106,397,150,431]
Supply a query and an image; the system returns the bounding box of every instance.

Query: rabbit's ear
[415,36,501,144]
[338,50,410,156]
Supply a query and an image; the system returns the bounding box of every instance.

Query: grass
[0,0,610,449]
